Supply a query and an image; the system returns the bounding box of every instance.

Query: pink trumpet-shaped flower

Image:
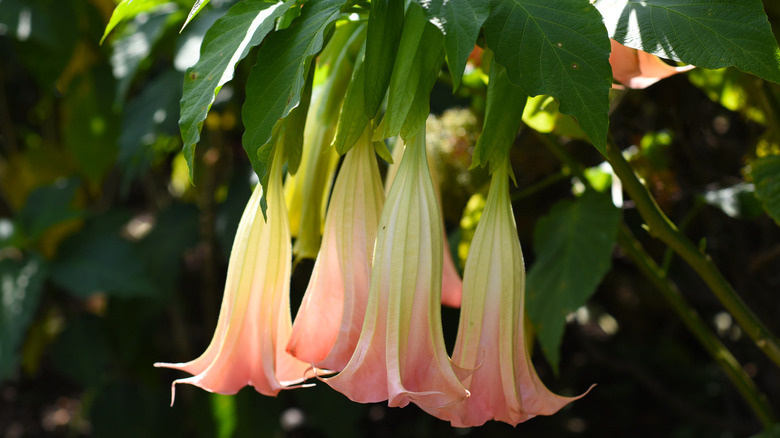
[428,162,590,427]
[287,127,385,371]
[386,137,463,308]
[609,39,695,89]
[155,145,310,402]
[325,127,469,409]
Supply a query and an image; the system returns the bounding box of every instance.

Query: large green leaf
[242,0,345,192]
[752,155,780,225]
[472,57,527,172]
[363,0,405,118]
[373,2,444,141]
[484,0,612,153]
[595,0,780,84]
[0,253,48,383]
[421,0,489,90]
[332,53,369,155]
[281,66,314,175]
[180,0,294,179]
[526,191,620,372]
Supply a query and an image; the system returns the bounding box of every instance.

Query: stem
[660,199,704,276]
[605,139,780,369]
[619,224,776,429]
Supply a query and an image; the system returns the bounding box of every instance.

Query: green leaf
[179,0,295,180]
[312,21,366,126]
[421,0,489,90]
[16,178,83,241]
[595,0,780,85]
[182,0,211,31]
[50,214,161,299]
[0,253,48,383]
[472,57,527,172]
[484,0,612,153]
[373,2,444,141]
[242,0,345,191]
[752,155,780,225]
[526,191,620,372]
[101,0,173,44]
[281,65,315,175]
[363,0,405,118]
[332,52,370,155]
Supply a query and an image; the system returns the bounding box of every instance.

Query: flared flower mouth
[155,145,311,404]
[324,127,469,410]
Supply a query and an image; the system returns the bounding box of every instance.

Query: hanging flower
[325,127,469,410]
[155,145,310,402]
[428,162,590,427]
[287,126,385,371]
[609,39,695,89]
[386,136,463,308]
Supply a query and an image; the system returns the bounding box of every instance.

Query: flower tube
[429,161,590,426]
[325,127,469,410]
[287,126,385,371]
[385,137,463,308]
[155,145,310,402]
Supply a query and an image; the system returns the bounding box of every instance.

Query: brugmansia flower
[287,127,385,371]
[428,162,589,427]
[386,137,463,308]
[155,145,310,401]
[325,128,469,409]
[609,39,694,89]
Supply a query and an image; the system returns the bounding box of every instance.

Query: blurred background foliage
[1,0,780,437]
